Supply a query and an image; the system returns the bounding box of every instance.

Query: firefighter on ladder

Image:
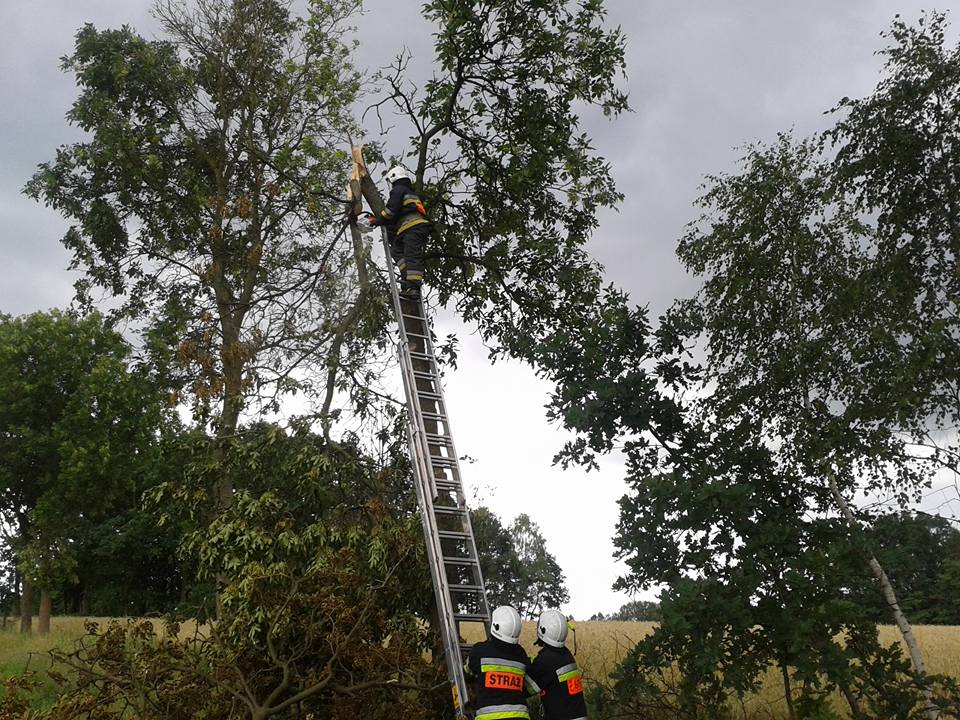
[362,164,431,300]
[465,605,532,720]
[526,609,588,720]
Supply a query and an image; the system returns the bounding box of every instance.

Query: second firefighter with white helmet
[528,609,588,720]
[363,164,431,299]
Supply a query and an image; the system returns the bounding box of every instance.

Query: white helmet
[490,605,522,644]
[383,165,413,186]
[536,609,568,647]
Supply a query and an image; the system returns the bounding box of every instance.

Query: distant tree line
[0,310,568,633]
[589,600,662,623]
[589,513,960,625]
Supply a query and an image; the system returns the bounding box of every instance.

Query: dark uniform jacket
[377,179,431,235]
[527,645,587,720]
[466,637,532,720]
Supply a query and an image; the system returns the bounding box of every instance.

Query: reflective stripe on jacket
[466,637,532,720]
[476,704,531,720]
[527,646,587,720]
[380,181,431,235]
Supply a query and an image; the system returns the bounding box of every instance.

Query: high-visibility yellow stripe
[398,217,430,234]
[557,670,582,683]
[476,705,530,720]
[481,658,525,670]
[481,665,525,675]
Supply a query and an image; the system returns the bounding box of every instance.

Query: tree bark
[797,372,936,717]
[825,469,939,719]
[838,680,866,720]
[38,589,52,635]
[780,663,798,720]
[19,580,33,634]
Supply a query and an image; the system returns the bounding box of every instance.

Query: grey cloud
[581,1,941,316]
[0,2,161,316]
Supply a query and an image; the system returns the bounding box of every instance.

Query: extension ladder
[381,230,490,718]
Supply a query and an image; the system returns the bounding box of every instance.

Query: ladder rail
[379,228,489,718]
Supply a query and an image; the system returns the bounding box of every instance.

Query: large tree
[471,506,569,617]
[827,11,960,483]
[542,12,960,719]
[0,310,171,633]
[26,0,374,512]
[375,0,627,348]
[354,0,658,442]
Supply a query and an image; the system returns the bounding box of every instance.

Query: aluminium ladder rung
[419,412,449,422]
[437,530,473,540]
[429,456,459,468]
[433,506,468,516]
[416,389,444,400]
[444,556,480,566]
[455,613,489,621]
[449,583,485,592]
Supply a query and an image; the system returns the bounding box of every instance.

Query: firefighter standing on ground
[465,605,533,720]
[526,609,588,720]
[364,164,431,299]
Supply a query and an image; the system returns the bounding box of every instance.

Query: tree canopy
[597,12,960,718]
[0,310,173,632]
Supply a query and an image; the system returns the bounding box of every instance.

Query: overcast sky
[0,1,952,619]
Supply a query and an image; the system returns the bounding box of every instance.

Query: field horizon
[1,617,957,716]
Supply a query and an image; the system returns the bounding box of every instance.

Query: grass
[0,616,204,710]
[0,617,98,708]
[1,618,958,716]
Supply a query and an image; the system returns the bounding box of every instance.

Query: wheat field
[465,620,960,717]
[1,618,958,715]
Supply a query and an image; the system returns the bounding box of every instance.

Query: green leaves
[377,0,634,413]
[471,507,569,618]
[26,1,373,441]
[0,310,174,602]
[597,12,960,716]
